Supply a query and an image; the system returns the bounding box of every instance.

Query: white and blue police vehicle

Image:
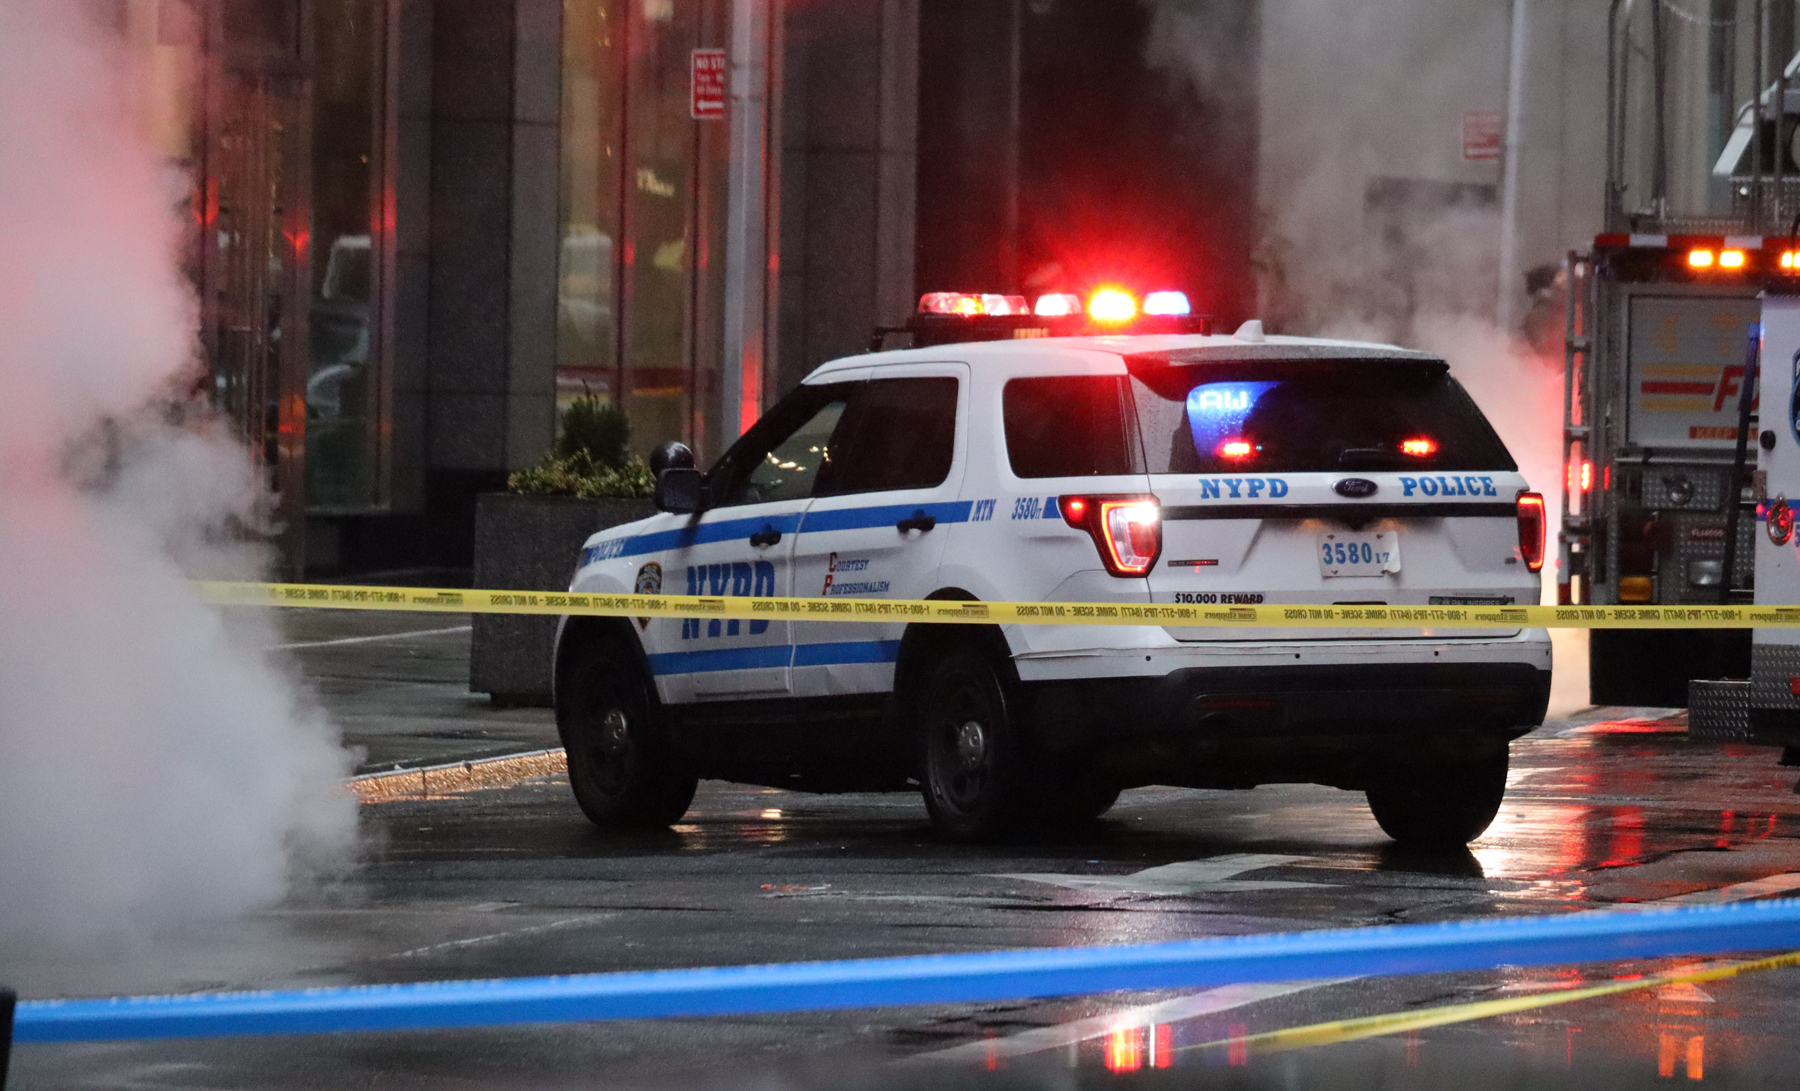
[553,291,1551,845]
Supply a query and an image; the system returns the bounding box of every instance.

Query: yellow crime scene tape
[196,580,1800,629]
[1183,948,1800,1056]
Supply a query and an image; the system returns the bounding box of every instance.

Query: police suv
[554,294,1551,846]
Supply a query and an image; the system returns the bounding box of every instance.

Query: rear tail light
[1060,495,1161,577]
[1517,491,1546,573]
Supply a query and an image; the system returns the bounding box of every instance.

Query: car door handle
[749,525,782,548]
[896,510,937,534]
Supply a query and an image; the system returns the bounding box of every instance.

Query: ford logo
[1334,478,1379,498]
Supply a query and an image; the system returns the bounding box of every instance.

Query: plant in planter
[472,396,659,705]
[507,395,655,499]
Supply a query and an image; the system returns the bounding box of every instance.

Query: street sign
[1462,109,1502,161]
[691,48,727,120]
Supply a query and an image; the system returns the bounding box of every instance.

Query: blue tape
[15,899,1800,1044]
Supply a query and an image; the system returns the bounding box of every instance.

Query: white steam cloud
[0,1,355,952]
[1145,0,1590,714]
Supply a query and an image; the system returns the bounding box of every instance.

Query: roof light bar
[1033,293,1082,317]
[1087,288,1137,324]
[1143,291,1191,316]
[917,292,1030,317]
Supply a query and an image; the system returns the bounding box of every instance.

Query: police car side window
[709,383,859,506]
[820,377,959,494]
[1003,375,1140,478]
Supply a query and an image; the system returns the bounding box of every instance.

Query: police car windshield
[1126,357,1516,474]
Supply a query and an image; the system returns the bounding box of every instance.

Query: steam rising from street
[1144,0,1588,713]
[0,1,354,953]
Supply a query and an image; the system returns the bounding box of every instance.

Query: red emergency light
[879,286,1209,349]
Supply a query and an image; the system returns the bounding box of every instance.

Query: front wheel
[917,644,1038,841]
[1365,749,1509,847]
[557,634,697,829]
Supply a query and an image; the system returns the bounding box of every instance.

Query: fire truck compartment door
[1627,295,1761,448]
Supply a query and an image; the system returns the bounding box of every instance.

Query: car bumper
[1016,658,1551,791]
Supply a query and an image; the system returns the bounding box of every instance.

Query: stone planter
[470,493,656,705]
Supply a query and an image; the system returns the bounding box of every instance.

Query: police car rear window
[1003,375,1141,478]
[1127,359,1516,474]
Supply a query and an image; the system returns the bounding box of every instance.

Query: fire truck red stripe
[1641,381,1716,395]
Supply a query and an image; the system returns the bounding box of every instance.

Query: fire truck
[1561,2,1800,707]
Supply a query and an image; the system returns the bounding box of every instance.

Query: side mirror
[655,467,707,513]
[650,441,697,478]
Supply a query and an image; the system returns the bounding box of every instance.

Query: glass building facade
[559,0,732,463]
[113,0,743,573]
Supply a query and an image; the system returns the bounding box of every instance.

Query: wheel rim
[577,668,636,798]
[929,677,993,813]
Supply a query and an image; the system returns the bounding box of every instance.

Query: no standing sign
[691,49,727,120]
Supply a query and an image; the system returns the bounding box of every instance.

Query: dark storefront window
[305,0,388,511]
[559,0,729,463]
[560,1,626,409]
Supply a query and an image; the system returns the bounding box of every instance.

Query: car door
[647,377,864,703]
[789,366,969,698]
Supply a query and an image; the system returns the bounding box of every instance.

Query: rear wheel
[557,634,697,829]
[1365,748,1509,847]
[918,644,1038,841]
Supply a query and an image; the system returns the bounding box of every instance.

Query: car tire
[557,633,698,829]
[917,643,1038,841]
[1364,748,1509,847]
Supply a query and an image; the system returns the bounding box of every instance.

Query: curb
[349,749,567,804]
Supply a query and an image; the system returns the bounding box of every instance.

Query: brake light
[1217,439,1255,460]
[1087,288,1137,324]
[1034,292,1082,317]
[1400,437,1438,457]
[1059,495,1162,577]
[1720,249,1747,269]
[1517,492,1546,573]
[1688,249,1715,268]
[1143,290,1191,316]
[1782,251,1800,271]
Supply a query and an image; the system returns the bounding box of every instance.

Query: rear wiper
[1335,448,1412,470]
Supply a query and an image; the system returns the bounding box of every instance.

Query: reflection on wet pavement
[14,706,1800,1089]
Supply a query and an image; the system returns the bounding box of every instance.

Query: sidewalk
[273,608,559,774]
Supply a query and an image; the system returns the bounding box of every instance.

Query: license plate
[1318,530,1401,577]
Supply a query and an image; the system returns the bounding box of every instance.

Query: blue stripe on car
[791,640,902,667]
[586,500,978,565]
[646,640,902,676]
[796,500,974,534]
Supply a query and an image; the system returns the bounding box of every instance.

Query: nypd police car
[553,296,1550,846]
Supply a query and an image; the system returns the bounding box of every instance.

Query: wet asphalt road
[10,612,1800,1090]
